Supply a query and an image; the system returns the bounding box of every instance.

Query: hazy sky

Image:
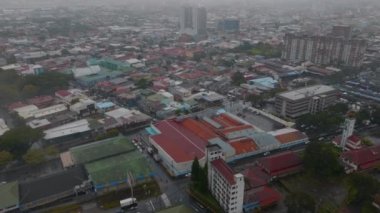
[0,0,379,9]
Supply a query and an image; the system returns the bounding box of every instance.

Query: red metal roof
[257,151,302,176]
[341,145,380,170]
[7,101,27,111]
[242,166,270,189]
[211,159,236,185]
[348,135,361,143]
[55,90,71,97]
[181,118,218,141]
[230,138,258,155]
[245,186,282,208]
[150,119,207,163]
[218,113,243,126]
[27,95,54,107]
[275,131,308,144]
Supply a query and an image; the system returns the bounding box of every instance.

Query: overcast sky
[0,0,379,9]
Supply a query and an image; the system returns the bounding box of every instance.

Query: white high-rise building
[207,145,244,213]
[180,6,207,36]
[341,113,356,149]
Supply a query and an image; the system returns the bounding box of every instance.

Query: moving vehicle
[120,197,137,210]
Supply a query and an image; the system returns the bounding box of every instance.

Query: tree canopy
[0,70,72,105]
[303,142,343,178]
[0,126,43,158]
[372,107,380,125]
[135,78,153,89]
[0,150,13,167]
[23,149,45,165]
[345,173,380,205]
[231,72,245,86]
[296,103,348,137]
[190,157,208,193]
[285,191,316,213]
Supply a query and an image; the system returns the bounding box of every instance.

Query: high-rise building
[180,6,207,36]
[207,145,244,213]
[282,33,367,67]
[275,85,338,118]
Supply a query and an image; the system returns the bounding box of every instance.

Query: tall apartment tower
[282,33,367,67]
[180,6,207,36]
[341,112,356,149]
[206,144,244,213]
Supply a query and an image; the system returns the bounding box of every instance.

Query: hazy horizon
[0,0,379,9]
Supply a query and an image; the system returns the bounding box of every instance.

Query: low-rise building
[256,151,303,179]
[341,145,380,173]
[148,110,308,176]
[275,85,338,118]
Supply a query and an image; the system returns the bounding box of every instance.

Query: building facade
[275,85,338,118]
[331,25,352,39]
[341,114,356,148]
[217,18,240,32]
[282,33,367,67]
[207,145,244,213]
[180,6,207,36]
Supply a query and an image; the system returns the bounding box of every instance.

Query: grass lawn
[96,180,161,209]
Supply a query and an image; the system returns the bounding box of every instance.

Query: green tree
[0,126,43,158]
[246,94,264,107]
[21,84,39,98]
[191,157,201,183]
[361,137,373,147]
[345,173,380,205]
[372,107,380,125]
[231,72,245,86]
[136,78,153,89]
[356,109,371,124]
[0,150,13,167]
[328,103,349,114]
[61,49,70,55]
[43,146,59,157]
[285,191,316,213]
[303,142,343,178]
[23,149,45,165]
[190,157,209,193]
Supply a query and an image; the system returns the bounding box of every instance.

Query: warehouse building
[148,110,308,176]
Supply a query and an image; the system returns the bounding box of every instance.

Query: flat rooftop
[19,166,87,204]
[277,85,336,101]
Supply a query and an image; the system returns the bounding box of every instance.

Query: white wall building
[341,113,356,148]
[207,145,244,213]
